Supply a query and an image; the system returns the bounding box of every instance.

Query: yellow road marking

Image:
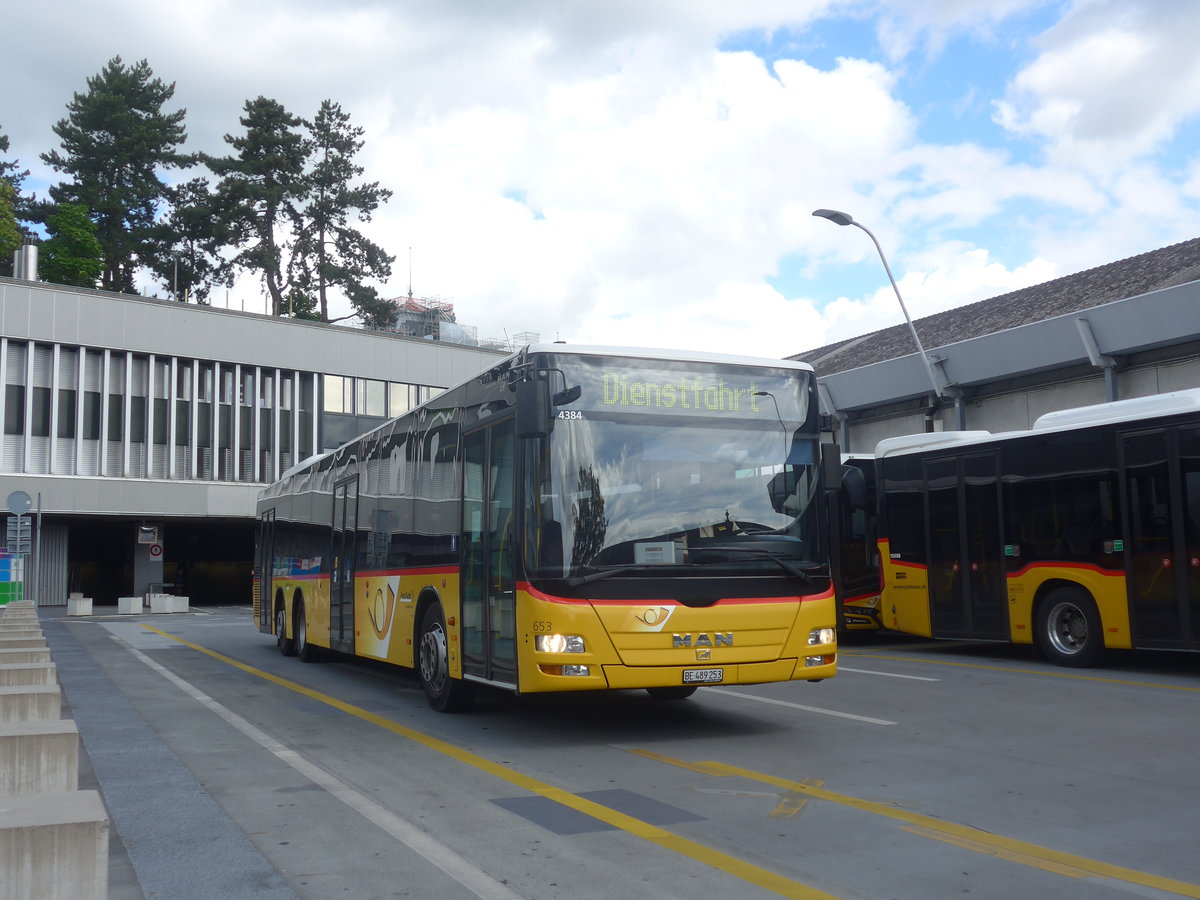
[842,651,1200,692]
[640,752,1200,898]
[141,625,837,900]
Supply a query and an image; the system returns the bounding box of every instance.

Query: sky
[4,0,1200,360]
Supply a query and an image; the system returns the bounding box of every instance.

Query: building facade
[0,277,505,606]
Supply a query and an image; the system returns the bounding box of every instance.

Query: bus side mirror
[841,464,867,510]
[516,379,551,438]
[767,470,797,514]
[820,442,842,492]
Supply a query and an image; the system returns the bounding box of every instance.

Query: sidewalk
[39,607,296,900]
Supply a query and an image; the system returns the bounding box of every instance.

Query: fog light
[805,654,836,667]
[536,634,586,653]
[808,627,835,646]
[539,664,591,676]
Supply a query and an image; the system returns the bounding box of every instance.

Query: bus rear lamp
[539,664,591,677]
[536,634,586,653]
[807,627,835,646]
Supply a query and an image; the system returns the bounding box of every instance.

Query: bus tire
[418,603,475,712]
[275,603,296,657]
[295,601,320,663]
[646,686,698,700]
[1037,587,1103,667]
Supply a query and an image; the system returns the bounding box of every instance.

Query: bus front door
[1122,428,1200,649]
[925,453,1007,640]
[461,420,517,686]
[330,476,358,653]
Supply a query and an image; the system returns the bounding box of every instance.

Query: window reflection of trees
[570,465,608,566]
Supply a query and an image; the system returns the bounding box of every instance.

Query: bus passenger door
[461,420,517,686]
[330,475,358,652]
[256,509,275,631]
[1122,428,1200,649]
[925,453,1006,640]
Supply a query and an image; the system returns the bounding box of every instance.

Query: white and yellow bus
[253,344,839,710]
[873,388,1200,666]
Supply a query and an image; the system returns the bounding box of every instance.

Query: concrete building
[794,237,1200,453]
[0,277,505,607]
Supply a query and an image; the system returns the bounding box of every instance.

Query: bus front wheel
[417,604,475,712]
[1037,588,1102,667]
[275,604,296,657]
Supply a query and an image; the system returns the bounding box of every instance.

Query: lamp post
[812,208,943,398]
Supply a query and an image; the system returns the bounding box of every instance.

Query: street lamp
[812,208,943,398]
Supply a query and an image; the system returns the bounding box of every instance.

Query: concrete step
[0,789,109,899]
[0,719,79,794]
[0,662,57,686]
[0,685,62,723]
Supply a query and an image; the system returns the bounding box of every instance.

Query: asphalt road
[43,607,1200,900]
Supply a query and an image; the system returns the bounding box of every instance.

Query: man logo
[672,633,733,648]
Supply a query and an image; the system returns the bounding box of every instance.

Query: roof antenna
[408,247,413,300]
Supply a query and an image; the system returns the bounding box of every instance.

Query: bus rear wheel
[295,602,320,663]
[1037,587,1102,667]
[418,604,475,712]
[275,604,296,656]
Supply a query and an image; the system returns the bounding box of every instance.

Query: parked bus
[831,455,881,631]
[253,344,839,710]
[873,388,1200,666]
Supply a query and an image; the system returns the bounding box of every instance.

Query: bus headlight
[535,634,586,653]
[807,627,835,646]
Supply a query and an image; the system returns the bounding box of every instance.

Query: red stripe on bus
[1005,561,1124,579]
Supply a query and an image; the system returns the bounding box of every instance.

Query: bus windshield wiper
[692,547,819,584]
[567,565,657,587]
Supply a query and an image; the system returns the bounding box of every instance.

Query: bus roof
[874,387,1200,460]
[524,343,815,372]
[1031,387,1200,431]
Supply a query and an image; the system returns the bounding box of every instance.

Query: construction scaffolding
[381,295,537,351]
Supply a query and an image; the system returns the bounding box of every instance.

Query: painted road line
[637,752,1200,899]
[845,652,1200,693]
[138,625,841,900]
[709,688,897,725]
[837,666,940,681]
[113,633,523,900]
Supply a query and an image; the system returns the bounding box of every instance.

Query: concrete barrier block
[0,648,51,666]
[0,685,61,723]
[0,789,108,900]
[117,596,142,615]
[0,637,47,651]
[149,593,188,614]
[65,597,92,617]
[0,720,79,794]
[0,663,57,687]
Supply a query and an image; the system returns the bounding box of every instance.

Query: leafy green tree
[0,182,20,274]
[0,127,31,276]
[40,202,104,288]
[147,178,232,303]
[41,57,192,293]
[293,100,394,323]
[205,97,307,316]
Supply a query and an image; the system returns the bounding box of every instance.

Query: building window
[30,387,51,437]
[4,385,24,434]
[57,389,76,439]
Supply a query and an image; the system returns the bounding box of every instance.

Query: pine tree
[40,202,104,288]
[205,97,307,316]
[294,100,395,324]
[41,57,191,293]
[147,178,232,303]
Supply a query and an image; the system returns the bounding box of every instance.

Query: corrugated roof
[791,237,1200,376]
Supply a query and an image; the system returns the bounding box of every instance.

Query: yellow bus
[873,388,1200,666]
[253,344,839,710]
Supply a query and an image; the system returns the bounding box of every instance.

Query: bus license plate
[683,667,723,684]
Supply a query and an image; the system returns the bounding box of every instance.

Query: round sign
[149,543,163,558]
[6,491,31,516]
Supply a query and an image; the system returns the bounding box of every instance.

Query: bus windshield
[525,356,823,581]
